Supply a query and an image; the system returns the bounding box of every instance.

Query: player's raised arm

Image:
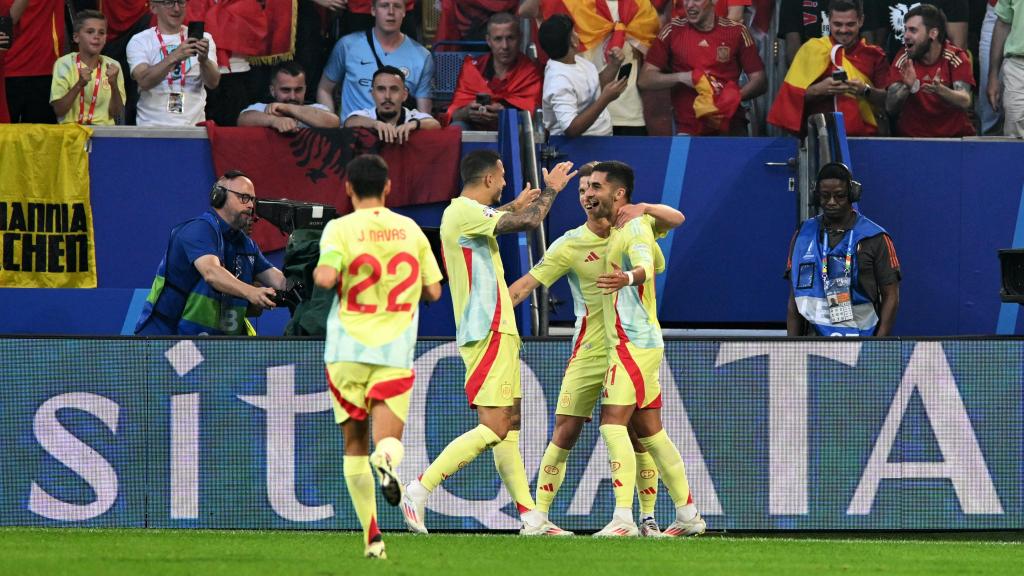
[494,161,577,234]
[615,202,685,233]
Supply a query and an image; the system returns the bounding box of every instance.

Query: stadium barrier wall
[2,130,1024,335]
[2,337,1019,531]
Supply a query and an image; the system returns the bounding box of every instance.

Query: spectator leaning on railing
[50,10,127,126]
[447,12,542,131]
[539,14,628,137]
[344,65,440,144]
[317,0,432,120]
[238,60,340,132]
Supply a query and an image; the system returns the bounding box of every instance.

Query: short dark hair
[270,61,305,80]
[372,65,407,86]
[74,9,105,33]
[829,0,863,17]
[577,161,599,180]
[347,154,390,199]
[906,4,948,45]
[460,149,502,183]
[591,161,634,201]
[815,162,853,191]
[487,11,519,35]
[538,15,574,60]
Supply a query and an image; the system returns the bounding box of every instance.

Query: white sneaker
[520,518,574,536]
[370,452,402,507]
[364,540,387,559]
[593,516,639,537]
[639,515,668,538]
[663,513,706,537]
[400,482,428,534]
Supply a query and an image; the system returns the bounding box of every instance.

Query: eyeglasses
[153,0,187,6]
[225,188,255,205]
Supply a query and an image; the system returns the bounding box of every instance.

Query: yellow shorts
[555,353,607,419]
[459,331,521,408]
[326,362,414,424]
[603,342,663,409]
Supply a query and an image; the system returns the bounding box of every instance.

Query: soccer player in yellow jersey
[313,154,443,560]
[401,149,577,536]
[592,160,707,537]
[508,162,685,537]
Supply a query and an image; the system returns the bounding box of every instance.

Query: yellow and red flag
[692,70,741,135]
[542,0,660,53]
[767,36,877,136]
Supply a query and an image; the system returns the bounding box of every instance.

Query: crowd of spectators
[0,0,1020,138]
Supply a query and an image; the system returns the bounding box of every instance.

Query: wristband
[413,118,421,130]
[862,85,870,98]
[625,270,634,286]
[909,79,921,94]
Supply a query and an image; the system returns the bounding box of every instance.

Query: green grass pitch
[2,528,1019,575]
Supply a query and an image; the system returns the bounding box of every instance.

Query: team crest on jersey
[889,2,920,42]
[717,45,731,62]
[482,206,498,218]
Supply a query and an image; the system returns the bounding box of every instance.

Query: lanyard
[819,225,854,288]
[155,28,186,90]
[76,54,103,125]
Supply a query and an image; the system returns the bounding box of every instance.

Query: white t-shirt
[346,107,434,124]
[127,27,218,127]
[240,102,334,127]
[543,56,613,137]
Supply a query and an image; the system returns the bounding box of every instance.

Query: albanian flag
[767,36,877,136]
[206,126,463,251]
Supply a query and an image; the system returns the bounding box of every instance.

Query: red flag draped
[186,0,270,64]
[446,53,542,117]
[691,69,741,135]
[206,125,463,251]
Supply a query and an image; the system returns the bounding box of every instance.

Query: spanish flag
[542,0,660,53]
[767,36,877,136]
[692,70,741,135]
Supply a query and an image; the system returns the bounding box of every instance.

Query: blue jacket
[790,213,887,337]
[135,210,271,335]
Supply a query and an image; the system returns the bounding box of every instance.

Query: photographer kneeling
[135,170,287,335]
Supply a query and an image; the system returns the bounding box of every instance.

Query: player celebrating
[313,154,443,560]
[592,160,706,537]
[507,162,684,536]
[401,150,576,536]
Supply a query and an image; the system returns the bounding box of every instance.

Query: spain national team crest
[559,393,572,407]
[717,45,731,63]
[501,384,512,399]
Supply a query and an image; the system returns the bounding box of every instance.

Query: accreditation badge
[825,277,854,324]
[167,92,184,114]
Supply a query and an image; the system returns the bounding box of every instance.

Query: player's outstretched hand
[597,262,629,294]
[512,182,541,210]
[542,161,577,193]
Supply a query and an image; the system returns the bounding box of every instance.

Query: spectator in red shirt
[884,4,973,137]
[4,0,64,123]
[638,0,766,135]
[447,12,542,130]
[436,0,518,44]
[0,0,29,123]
